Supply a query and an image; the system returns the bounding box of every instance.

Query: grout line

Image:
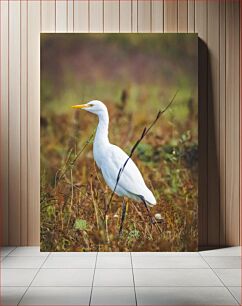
[1,267,241,270]
[2,247,17,258]
[0,256,7,263]
[130,252,137,306]
[1,285,237,288]
[8,255,50,257]
[88,251,98,306]
[199,253,240,305]
[226,286,241,305]
[17,252,51,306]
[199,254,241,258]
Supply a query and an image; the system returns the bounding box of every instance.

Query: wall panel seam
[27,0,29,245]
[7,0,10,245]
[20,0,22,245]
[223,0,226,245]
[239,0,241,245]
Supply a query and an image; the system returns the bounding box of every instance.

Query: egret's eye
[88,104,94,107]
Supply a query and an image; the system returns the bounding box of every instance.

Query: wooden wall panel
[225,0,240,246]
[132,0,138,32]
[20,0,28,245]
[188,0,195,33]
[178,0,188,32]
[195,0,208,246]
[138,0,151,32]
[207,1,220,246]
[27,1,40,245]
[41,0,56,32]
[42,0,56,32]
[164,0,178,32]
[0,0,9,245]
[207,0,220,246]
[104,0,119,32]
[120,0,132,32]
[90,0,103,32]
[0,0,240,247]
[67,0,74,32]
[151,0,164,33]
[56,0,67,32]
[9,0,21,245]
[219,0,226,246]
[74,0,88,32]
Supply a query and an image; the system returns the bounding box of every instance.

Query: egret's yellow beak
[72,104,89,109]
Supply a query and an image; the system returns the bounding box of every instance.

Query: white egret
[72,100,156,234]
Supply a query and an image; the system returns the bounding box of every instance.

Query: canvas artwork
[41,34,198,252]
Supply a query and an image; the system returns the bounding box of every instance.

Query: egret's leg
[141,198,155,225]
[139,196,163,234]
[119,199,127,236]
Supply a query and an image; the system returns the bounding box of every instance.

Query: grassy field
[40,34,198,252]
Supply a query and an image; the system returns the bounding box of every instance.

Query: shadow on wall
[198,38,220,249]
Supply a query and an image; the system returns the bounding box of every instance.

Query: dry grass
[40,99,198,252]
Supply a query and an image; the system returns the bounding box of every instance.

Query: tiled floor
[0,246,241,305]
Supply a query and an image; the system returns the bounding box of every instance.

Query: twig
[90,177,100,230]
[67,168,74,228]
[70,131,95,166]
[105,90,179,215]
[54,148,73,189]
[55,132,95,186]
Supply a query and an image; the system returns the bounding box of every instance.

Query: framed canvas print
[40,34,198,252]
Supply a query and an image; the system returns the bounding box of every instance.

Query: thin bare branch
[106,90,179,215]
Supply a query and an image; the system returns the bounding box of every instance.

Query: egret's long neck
[94,109,110,146]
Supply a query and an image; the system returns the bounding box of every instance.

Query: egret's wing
[101,145,149,196]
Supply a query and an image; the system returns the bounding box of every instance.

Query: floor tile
[31,268,94,286]
[132,252,199,257]
[1,269,38,286]
[136,287,238,305]
[42,256,96,268]
[132,256,209,269]
[1,256,46,269]
[50,252,97,257]
[19,286,91,305]
[203,256,241,268]
[93,269,134,286]
[0,247,16,257]
[96,256,132,268]
[98,252,130,257]
[228,287,241,304]
[134,269,223,287]
[200,247,241,257]
[9,247,49,257]
[1,287,27,305]
[214,269,241,286]
[91,287,136,305]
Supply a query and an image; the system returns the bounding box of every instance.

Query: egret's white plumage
[72,100,156,206]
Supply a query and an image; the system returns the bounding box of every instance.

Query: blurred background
[40,34,198,252]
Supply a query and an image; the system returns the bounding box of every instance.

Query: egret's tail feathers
[139,191,156,206]
[146,196,156,206]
